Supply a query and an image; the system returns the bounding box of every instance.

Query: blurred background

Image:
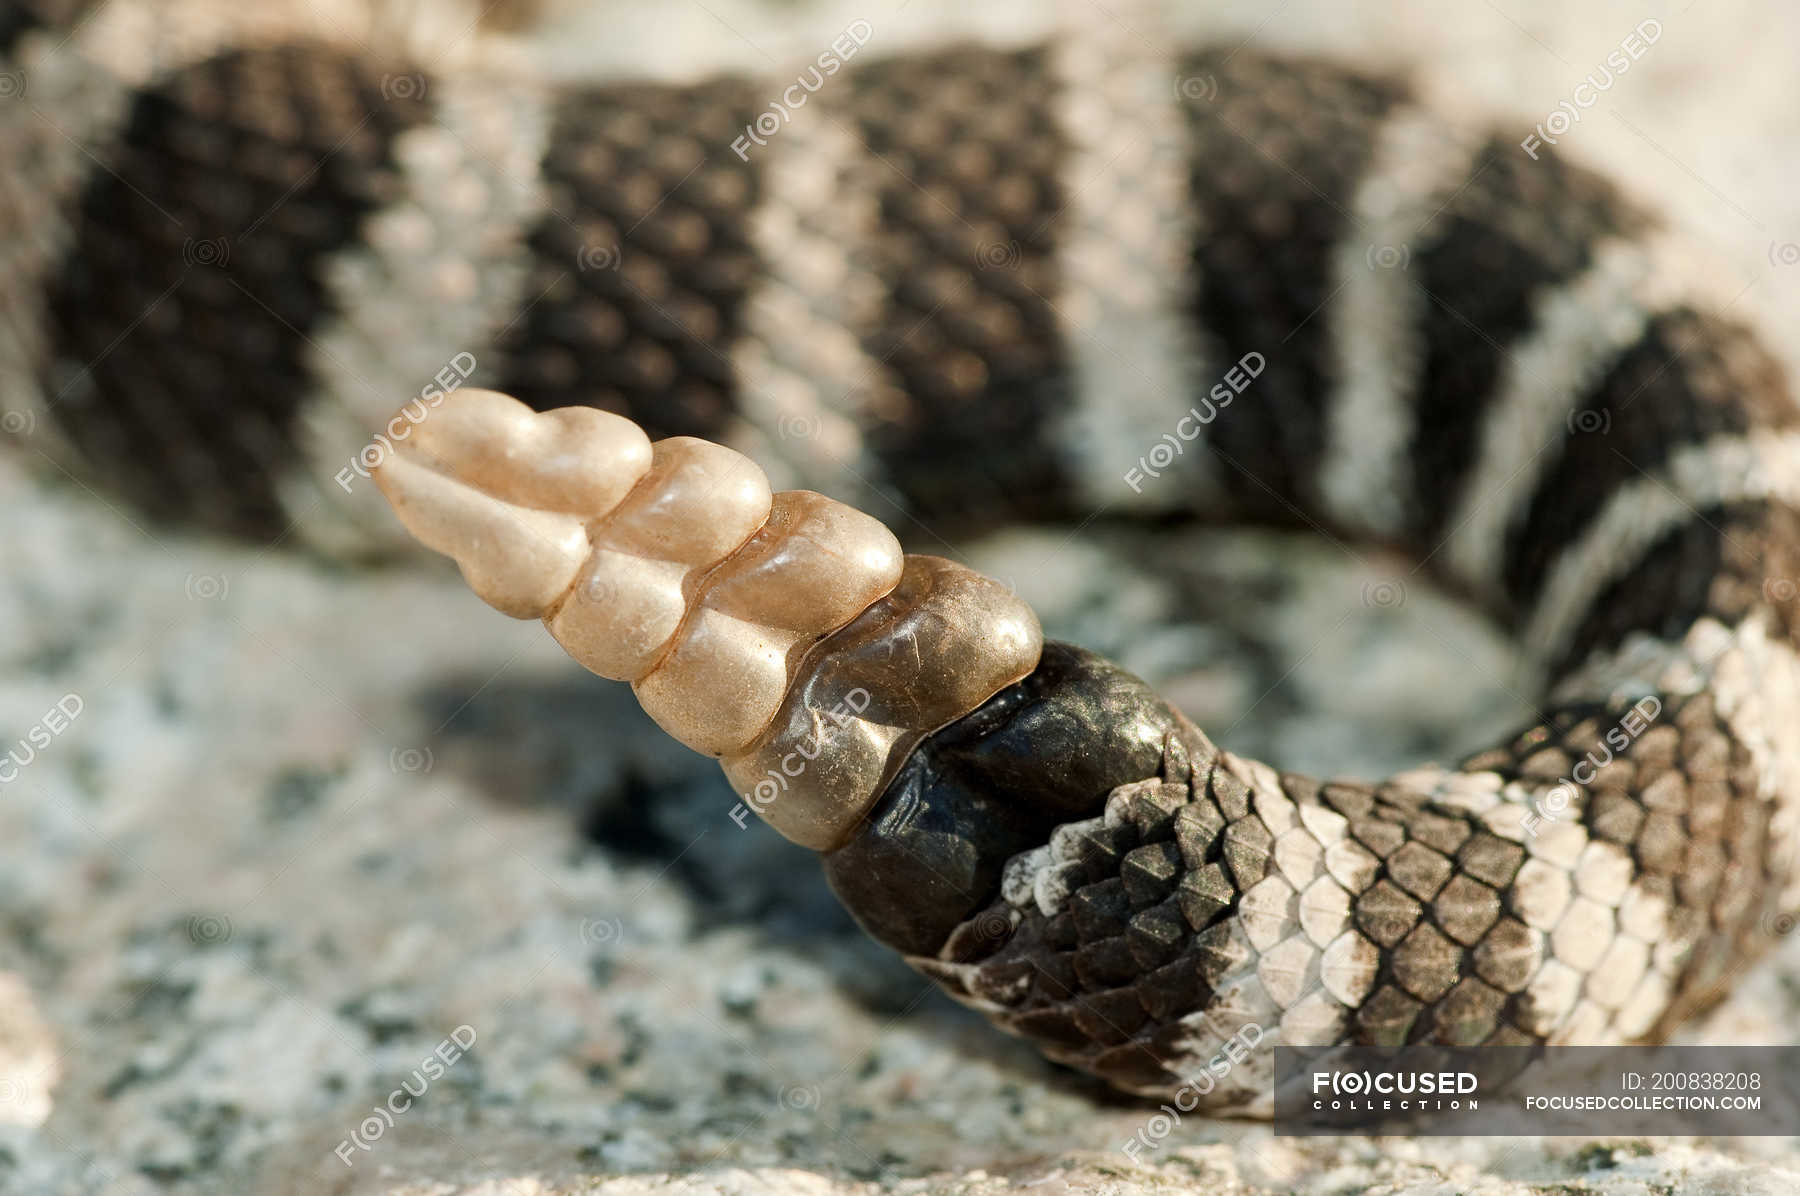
[2,0,1799,1192]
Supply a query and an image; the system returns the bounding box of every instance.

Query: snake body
[6,1,1800,1114]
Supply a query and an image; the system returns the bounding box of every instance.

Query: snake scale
[6,0,1800,1116]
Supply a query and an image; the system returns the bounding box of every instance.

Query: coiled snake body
[6,1,1800,1115]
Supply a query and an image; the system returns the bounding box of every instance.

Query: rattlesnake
[6,0,1800,1116]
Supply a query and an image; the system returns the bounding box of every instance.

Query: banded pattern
[36,41,433,538]
[1563,501,1800,675]
[18,19,1777,576]
[1174,48,1411,524]
[1504,310,1798,612]
[288,72,554,556]
[1050,19,1215,510]
[1316,96,1481,538]
[1406,138,1655,550]
[8,9,1800,1112]
[489,75,767,444]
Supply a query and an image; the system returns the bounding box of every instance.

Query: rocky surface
[5,0,1800,1192]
